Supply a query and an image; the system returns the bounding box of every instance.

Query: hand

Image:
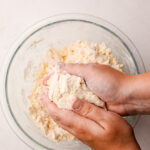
[40,94,140,150]
[59,63,132,115]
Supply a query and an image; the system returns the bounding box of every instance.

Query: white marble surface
[0,0,150,150]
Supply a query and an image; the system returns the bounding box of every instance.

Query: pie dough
[47,72,104,110]
[28,41,123,141]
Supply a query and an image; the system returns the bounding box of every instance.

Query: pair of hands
[41,63,141,150]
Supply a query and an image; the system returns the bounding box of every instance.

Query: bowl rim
[0,13,145,150]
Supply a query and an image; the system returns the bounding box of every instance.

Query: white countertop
[0,0,150,150]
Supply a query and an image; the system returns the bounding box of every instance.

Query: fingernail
[72,99,83,112]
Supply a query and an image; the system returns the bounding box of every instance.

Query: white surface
[0,0,150,150]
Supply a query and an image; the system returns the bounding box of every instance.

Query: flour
[28,41,123,142]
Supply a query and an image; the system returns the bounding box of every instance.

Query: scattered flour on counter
[28,41,123,142]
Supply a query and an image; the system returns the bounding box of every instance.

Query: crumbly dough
[47,72,104,109]
[28,41,123,142]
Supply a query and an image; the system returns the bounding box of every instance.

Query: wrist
[121,74,150,115]
[120,74,135,101]
[119,75,140,115]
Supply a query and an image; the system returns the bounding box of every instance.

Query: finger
[49,103,104,139]
[107,104,127,116]
[40,96,104,139]
[58,63,89,79]
[72,99,113,128]
[108,103,138,116]
[40,88,49,99]
[43,75,50,86]
[40,89,51,112]
[43,73,55,86]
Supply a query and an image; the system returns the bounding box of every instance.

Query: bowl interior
[6,19,141,150]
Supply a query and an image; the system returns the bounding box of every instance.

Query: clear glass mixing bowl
[0,14,146,150]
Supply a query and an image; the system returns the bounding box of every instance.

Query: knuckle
[103,120,117,135]
[80,103,93,116]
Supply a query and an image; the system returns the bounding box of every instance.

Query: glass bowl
[0,13,145,150]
